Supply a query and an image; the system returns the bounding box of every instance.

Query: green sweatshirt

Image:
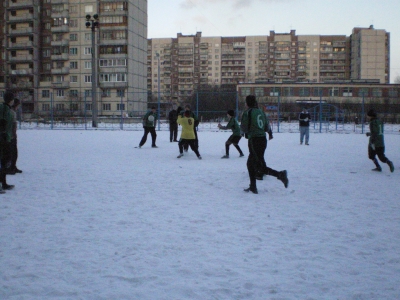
[368,117,385,148]
[240,107,267,139]
[219,117,241,136]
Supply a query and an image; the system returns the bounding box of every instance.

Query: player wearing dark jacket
[168,105,178,142]
[366,109,394,172]
[218,109,244,158]
[299,108,311,145]
[138,106,158,148]
[240,95,288,194]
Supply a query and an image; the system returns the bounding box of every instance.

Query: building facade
[148,27,390,105]
[0,0,148,118]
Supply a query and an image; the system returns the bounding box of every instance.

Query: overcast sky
[148,0,400,83]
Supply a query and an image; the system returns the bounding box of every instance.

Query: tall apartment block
[0,0,147,117]
[148,27,389,104]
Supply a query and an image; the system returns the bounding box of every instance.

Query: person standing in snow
[8,98,22,174]
[299,107,311,145]
[176,106,201,159]
[180,104,199,151]
[168,104,178,142]
[240,95,288,194]
[138,106,158,148]
[218,109,244,158]
[366,109,394,172]
[0,91,16,193]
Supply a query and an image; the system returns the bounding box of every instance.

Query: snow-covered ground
[1,129,399,299]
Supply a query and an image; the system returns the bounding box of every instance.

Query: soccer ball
[148,115,154,122]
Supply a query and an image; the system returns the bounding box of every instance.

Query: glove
[366,132,371,137]
[268,133,273,140]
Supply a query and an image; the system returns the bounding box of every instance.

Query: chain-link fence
[15,91,400,134]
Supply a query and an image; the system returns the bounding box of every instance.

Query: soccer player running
[218,109,244,158]
[366,109,394,172]
[240,95,288,194]
[176,106,202,159]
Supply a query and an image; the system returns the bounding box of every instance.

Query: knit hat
[245,95,256,107]
[227,109,235,117]
[3,91,14,103]
[367,109,377,117]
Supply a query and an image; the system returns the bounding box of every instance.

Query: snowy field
[1,129,400,300]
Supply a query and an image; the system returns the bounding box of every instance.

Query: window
[70,34,77,41]
[342,87,352,97]
[85,61,92,69]
[358,88,368,97]
[102,89,111,97]
[69,19,78,27]
[70,90,78,97]
[85,103,92,110]
[43,49,51,57]
[372,88,382,97]
[70,61,78,69]
[270,87,279,96]
[299,87,310,97]
[84,75,92,83]
[56,103,65,110]
[241,87,251,96]
[70,48,78,55]
[84,47,92,55]
[56,90,64,97]
[42,103,50,111]
[85,33,92,41]
[42,90,50,97]
[85,5,93,13]
[116,89,125,97]
[329,87,339,97]
[254,88,264,97]
[283,87,294,97]
[70,75,78,83]
[70,103,78,111]
[388,89,398,97]
[85,90,92,97]
[117,103,125,110]
[313,88,322,97]
[102,103,111,111]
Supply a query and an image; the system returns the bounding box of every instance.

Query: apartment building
[148,27,389,104]
[0,0,147,118]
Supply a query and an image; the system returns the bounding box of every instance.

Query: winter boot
[278,170,289,188]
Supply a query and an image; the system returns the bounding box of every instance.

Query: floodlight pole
[86,14,99,128]
[156,52,161,131]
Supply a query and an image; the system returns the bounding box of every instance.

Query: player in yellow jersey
[176,107,202,159]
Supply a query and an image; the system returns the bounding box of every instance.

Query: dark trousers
[368,145,389,164]
[225,135,243,156]
[0,141,11,186]
[184,128,198,150]
[169,123,178,142]
[10,137,18,169]
[179,139,200,157]
[247,136,279,188]
[139,127,157,147]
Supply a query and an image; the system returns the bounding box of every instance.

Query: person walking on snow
[168,104,178,142]
[138,106,158,148]
[299,107,311,145]
[240,95,288,194]
[218,109,244,158]
[366,109,394,172]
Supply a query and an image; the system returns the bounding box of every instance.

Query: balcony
[11,69,33,75]
[99,82,128,88]
[51,10,69,18]
[8,41,33,49]
[11,82,33,88]
[51,67,70,74]
[8,13,34,22]
[52,81,70,88]
[8,0,34,8]
[51,39,69,47]
[51,25,69,33]
[9,54,33,62]
[8,27,33,35]
[51,53,69,60]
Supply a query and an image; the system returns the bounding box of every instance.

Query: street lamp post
[85,14,99,128]
[156,52,161,131]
